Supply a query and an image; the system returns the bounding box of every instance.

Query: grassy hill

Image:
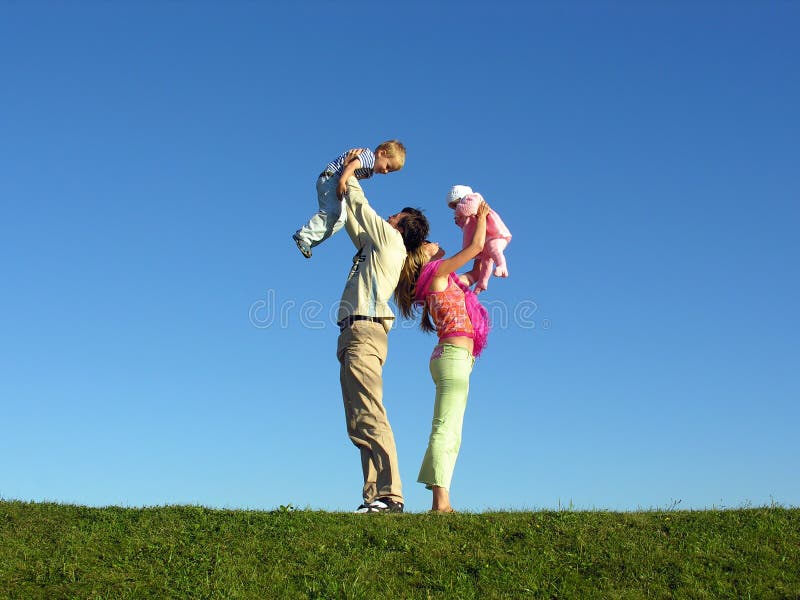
[1,501,798,599]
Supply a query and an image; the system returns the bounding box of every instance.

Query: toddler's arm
[458,267,478,286]
[337,148,368,199]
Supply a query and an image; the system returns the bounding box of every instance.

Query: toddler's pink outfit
[449,186,512,294]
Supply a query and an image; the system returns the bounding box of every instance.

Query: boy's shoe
[355,497,404,514]
[292,235,312,259]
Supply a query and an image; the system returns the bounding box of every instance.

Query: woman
[394,200,491,512]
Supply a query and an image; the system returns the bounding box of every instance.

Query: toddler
[446,184,512,293]
[292,140,406,258]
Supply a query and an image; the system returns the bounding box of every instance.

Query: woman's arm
[435,201,490,277]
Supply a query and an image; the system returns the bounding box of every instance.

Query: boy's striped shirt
[326,148,376,180]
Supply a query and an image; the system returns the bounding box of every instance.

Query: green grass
[1,501,798,599]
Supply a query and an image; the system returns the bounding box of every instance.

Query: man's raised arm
[344,176,397,249]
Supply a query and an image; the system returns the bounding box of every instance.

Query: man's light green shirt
[337,177,407,329]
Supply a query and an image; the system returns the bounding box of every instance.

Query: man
[336,175,429,513]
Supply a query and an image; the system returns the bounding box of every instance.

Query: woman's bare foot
[431,485,455,513]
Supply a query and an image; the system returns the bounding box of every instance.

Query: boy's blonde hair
[376,140,406,169]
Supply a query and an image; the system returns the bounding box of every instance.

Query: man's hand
[343,148,366,164]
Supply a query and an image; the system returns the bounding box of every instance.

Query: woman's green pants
[417,344,475,490]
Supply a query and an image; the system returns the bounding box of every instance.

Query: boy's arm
[338,159,362,199]
[344,176,397,249]
[337,148,373,199]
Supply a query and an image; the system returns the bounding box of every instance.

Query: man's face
[387,211,408,231]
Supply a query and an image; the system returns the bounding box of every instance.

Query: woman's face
[424,241,445,261]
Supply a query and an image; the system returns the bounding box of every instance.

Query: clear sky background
[2,2,798,513]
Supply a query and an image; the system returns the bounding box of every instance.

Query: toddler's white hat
[446,185,473,207]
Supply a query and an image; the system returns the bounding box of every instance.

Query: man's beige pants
[337,320,403,504]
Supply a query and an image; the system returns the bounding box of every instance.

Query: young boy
[292,140,406,258]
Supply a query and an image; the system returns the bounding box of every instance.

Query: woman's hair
[394,245,435,333]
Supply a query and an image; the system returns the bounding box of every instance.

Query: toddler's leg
[474,255,494,294]
[295,175,345,247]
[487,239,509,277]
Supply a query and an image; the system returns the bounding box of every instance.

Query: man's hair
[376,140,406,169]
[398,207,429,252]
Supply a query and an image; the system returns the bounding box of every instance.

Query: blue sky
[2,2,798,513]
